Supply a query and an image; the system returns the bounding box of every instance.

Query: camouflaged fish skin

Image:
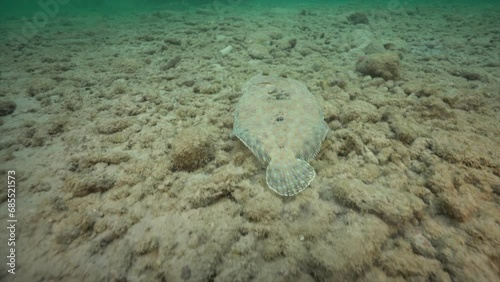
[233,75,329,196]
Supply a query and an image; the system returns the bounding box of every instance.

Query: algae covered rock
[171,125,214,171]
[356,52,400,80]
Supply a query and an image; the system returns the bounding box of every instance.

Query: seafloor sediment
[0,2,499,282]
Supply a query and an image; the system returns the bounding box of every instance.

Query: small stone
[220,45,233,56]
[410,233,436,257]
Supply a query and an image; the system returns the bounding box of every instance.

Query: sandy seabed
[0,1,499,282]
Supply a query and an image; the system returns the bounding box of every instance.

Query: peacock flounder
[233,75,329,196]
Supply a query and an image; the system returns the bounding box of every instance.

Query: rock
[439,184,479,222]
[219,45,233,56]
[309,213,390,281]
[161,55,181,71]
[432,130,498,169]
[193,82,221,94]
[53,213,95,244]
[381,38,409,53]
[0,100,16,116]
[345,29,374,50]
[359,267,393,282]
[181,265,191,280]
[64,174,116,197]
[426,163,455,193]
[244,193,282,222]
[287,38,297,49]
[347,12,369,25]
[332,178,425,224]
[363,40,386,54]
[172,125,214,171]
[356,52,400,80]
[379,247,445,278]
[387,113,423,144]
[339,100,380,124]
[78,152,131,168]
[164,38,182,46]
[96,118,131,134]
[448,68,484,81]
[247,43,270,59]
[195,9,215,16]
[409,233,437,258]
[493,183,500,195]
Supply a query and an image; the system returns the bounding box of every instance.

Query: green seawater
[1,0,498,16]
[0,0,498,45]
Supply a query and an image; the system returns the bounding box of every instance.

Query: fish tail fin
[266,159,315,196]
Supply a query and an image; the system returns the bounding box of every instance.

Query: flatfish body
[233,75,329,196]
